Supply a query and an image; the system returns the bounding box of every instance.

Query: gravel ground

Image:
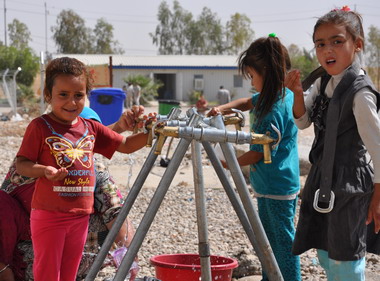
[0,107,379,280]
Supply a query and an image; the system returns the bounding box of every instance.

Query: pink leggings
[31,209,89,281]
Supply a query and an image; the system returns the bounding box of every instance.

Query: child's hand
[111,105,146,133]
[366,183,380,234]
[44,166,68,181]
[207,107,222,117]
[285,70,304,97]
[122,105,146,131]
[141,112,157,127]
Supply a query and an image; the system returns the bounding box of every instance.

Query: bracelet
[0,264,10,274]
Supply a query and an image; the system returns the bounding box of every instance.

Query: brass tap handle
[144,121,159,148]
[159,127,179,138]
[146,129,153,147]
[154,135,166,155]
[263,144,271,164]
[251,133,275,164]
[152,126,179,155]
[223,116,244,131]
[251,133,275,145]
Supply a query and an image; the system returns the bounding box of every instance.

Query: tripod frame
[85,108,284,281]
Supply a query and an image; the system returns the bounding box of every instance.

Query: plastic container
[89,88,126,125]
[150,253,238,281]
[110,246,139,281]
[158,100,180,115]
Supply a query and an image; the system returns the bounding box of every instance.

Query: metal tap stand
[85,108,284,281]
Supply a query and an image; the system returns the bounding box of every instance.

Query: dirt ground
[0,103,379,280]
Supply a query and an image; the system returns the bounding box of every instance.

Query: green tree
[150,1,172,54]
[52,9,92,54]
[288,44,302,58]
[366,25,380,88]
[0,45,39,87]
[289,45,319,80]
[187,7,224,55]
[151,2,254,55]
[0,45,39,103]
[123,75,163,105]
[171,1,192,55]
[93,18,124,54]
[8,19,32,49]
[150,0,192,55]
[225,13,254,55]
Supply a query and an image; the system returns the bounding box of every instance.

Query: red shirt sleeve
[17,118,44,163]
[86,119,123,159]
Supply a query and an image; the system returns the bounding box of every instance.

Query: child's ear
[44,93,52,104]
[355,39,364,52]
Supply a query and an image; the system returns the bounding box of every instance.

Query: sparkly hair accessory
[268,33,276,38]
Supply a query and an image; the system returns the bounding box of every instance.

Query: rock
[232,249,261,278]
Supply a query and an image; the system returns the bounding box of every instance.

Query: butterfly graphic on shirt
[45,135,95,169]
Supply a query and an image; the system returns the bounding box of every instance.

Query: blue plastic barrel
[89,88,126,126]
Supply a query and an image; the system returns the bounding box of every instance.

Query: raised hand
[285,70,303,97]
[110,105,148,133]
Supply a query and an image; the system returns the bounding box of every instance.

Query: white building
[52,54,253,103]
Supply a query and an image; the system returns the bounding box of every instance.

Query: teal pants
[317,249,365,281]
[257,197,301,281]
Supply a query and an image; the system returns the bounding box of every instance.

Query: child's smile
[48,74,87,124]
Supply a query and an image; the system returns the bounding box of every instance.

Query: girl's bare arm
[16,156,68,180]
[286,70,306,118]
[116,133,149,154]
[207,97,253,116]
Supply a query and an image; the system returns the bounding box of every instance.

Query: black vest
[309,64,380,168]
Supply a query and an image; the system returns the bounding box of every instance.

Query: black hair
[313,8,365,50]
[238,36,290,124]
[44,57,93,103]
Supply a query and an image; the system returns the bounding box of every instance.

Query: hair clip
[332,5,351,12]
[268,33,276,38]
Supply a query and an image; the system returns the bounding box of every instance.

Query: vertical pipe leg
[220,141,283,281]
[192,140,212,281]
[202,142,264,257]
[113,138,192,281]
[210,114,283,281]
[85,145,159,281]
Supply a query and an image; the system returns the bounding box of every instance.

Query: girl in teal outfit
[208,35,301,281]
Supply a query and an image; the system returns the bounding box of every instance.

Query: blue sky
[1,0,379,55]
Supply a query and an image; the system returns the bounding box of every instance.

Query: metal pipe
[3,0,7,47]
[12,67,21,116]
[202,141,263,257]
[113,113,201,281]
[192,140,212,281]
[40,52,45,114]
[212,115,283,280]
[2,69,13,111]
[86,111,282,280]
[85,143,159,281]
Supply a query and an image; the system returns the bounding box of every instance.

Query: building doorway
[154,73,176,100]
